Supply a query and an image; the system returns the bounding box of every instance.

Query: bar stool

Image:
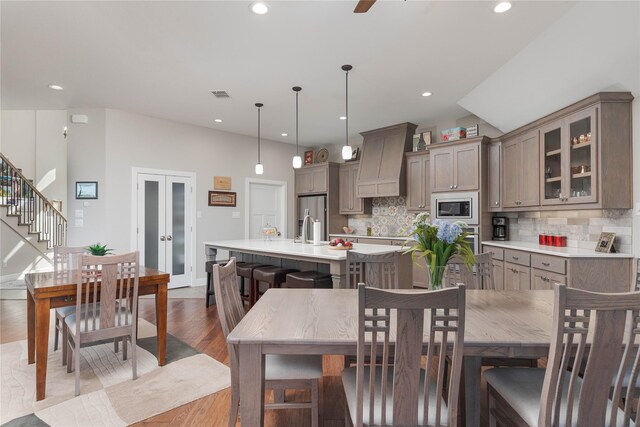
[236,262,267,305]
[284,271,333,289]
[205,259,230,307]
[251,266,298,307]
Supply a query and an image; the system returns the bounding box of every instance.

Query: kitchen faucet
[301,208,315,244]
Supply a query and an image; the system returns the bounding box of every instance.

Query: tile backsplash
[500,210,633,254]
[346,198,633,254]
[347,196,416,237]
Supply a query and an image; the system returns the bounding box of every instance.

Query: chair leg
[206,272,212,308]
[131,335,137,380]
[488,389,497,427]
[311,378,319,427]
[123,336,128,361]
[344,400,354,427]
[61,322,68,366]
[54,317,59,351]
[114,337,119,353]
[228,389,240,427]
[74,338,81,396]
[66,338,73,373]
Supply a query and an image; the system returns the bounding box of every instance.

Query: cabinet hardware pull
[512,256,519,260]
[494,201,499,206]
[542,262,550,266]
[449,185,453,189]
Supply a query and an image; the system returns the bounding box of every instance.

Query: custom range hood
[355,122,417,198]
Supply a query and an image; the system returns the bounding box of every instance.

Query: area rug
[0,319,230,426]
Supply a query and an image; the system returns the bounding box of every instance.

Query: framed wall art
[304,150,314,166]
[75,181,98,199]
[208,191,236,207]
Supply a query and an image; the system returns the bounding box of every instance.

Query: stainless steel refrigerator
[297,195,327,241]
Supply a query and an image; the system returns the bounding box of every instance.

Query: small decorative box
[440,127,467,142]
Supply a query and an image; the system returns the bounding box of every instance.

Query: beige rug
[1,319,230,426]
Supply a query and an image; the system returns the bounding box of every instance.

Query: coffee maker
[492,217,509,241]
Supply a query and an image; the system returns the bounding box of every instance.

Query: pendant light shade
[255,103,264,175]
[292,86,302,169]
[341,64,353,160]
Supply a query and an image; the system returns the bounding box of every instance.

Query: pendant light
[292,86,302,169]
[255,103,264,175]
[341,64,353,160]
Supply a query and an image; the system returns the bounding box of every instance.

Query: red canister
[553,235,562,247]
[544,234,554,246]
[539,234,546,245]
[557,235,567,247]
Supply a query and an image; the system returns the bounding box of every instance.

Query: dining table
[25,267,170,401]
[227,288,555,427]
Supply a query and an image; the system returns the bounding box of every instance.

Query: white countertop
[330,233,411,242]
[481,240,634,258]
[204,239,403,261]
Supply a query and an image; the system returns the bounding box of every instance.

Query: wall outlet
[232,211,240,219]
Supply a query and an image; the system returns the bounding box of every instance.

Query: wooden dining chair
[53,245,88,364]
[346,251,399,289]
[484,284,640,427]
[213,258,322,427]
[65,252,140,396]
[445,253,494,290]
[342,283,466,426]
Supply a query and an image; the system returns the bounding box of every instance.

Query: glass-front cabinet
[540,106,597,205]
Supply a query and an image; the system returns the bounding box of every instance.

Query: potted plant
[403,212,475,290]
[87,243,113,256]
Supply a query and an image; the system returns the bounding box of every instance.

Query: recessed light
[339,116,347,120]
[214,119,223,123]
[250,2,269,15]
[421,92,432,97]
[494,2,511,13]
[48,84,63,91]
[281,133,288,136]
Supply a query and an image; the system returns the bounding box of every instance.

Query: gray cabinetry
[295,163,328,195]
[502,131,540,208]
[487,140,502,211]
[339,161,371,214]
[430,138,484,193]
[405,151,430,212]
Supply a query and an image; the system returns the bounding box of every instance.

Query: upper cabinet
[487,140,502,211]
[295,163,328,195]
[339,162,371,214]
[540,107,597,205]
[356,122,417,198]
[497,92,633,211]
[430,137,485,193]
[502,131,540,208]
[405,151,430,212]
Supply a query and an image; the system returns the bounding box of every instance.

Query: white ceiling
[1,1,576,146]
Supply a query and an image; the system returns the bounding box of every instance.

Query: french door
[136,173,193,288]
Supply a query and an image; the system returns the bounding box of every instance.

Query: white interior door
[246,180,286,239]
[137,173,193,288]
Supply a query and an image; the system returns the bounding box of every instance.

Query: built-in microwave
[431,192,479,225]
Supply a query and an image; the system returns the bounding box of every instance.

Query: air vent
[210,90,230,98]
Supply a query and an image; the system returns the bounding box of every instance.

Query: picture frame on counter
[208,191,236,207]
[595,232,616,253]
[412,131,431,151]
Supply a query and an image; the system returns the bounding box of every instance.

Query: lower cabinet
[531,268,567,290]
[492,259,504,290]
[504,262,531,290]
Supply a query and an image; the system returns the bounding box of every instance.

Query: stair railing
[0,152,67,248]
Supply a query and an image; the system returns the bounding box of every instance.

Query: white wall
[64,108,298,282]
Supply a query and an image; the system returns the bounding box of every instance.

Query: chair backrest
[74,252,140,337]
[539,284,640,427]
[355,283,466,426]
[347,251,399,289]
[444,253,494,290]
[635,258,640,291]
[54,245,88,273]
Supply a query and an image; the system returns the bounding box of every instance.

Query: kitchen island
[204,239,413,288]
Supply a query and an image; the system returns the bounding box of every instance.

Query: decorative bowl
[342,226,355,234]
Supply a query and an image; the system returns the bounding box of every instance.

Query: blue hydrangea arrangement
[403,212,476,289]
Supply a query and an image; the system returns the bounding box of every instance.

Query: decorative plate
[316,148,329,163]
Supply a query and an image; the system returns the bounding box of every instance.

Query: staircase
[1,153,67,255]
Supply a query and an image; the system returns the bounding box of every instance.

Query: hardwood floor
[0,298,348,427]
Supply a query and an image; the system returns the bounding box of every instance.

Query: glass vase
[427,265,447,290]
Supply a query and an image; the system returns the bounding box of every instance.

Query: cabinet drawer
[531,254,566,275]
[484,246,504,261]
[505,249,530,266]
[357,238,393,245]
[531,268,567,290]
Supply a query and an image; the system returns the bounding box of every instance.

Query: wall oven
[431,192,479,226]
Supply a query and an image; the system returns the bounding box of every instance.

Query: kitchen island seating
[484,284,640,426]
[65,252,140,396]
[342,283,466,426]
[251,265,298,306]
[346,251,399,289]
[284,270,333,288]
[213,258,322,427]
[236,261,267,306]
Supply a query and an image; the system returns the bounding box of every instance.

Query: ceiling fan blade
[354,0,376,13]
